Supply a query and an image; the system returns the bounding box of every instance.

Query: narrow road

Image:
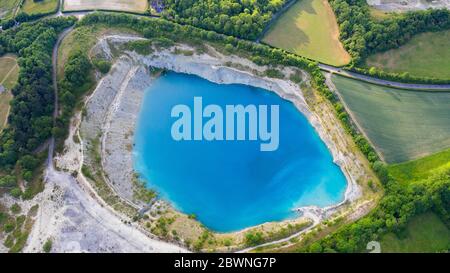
[237,220,317,253]
[319,64,450,91]
[8,2,450,92]
[47,26,74,168]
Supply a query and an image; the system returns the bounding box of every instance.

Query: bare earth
[64,0,148,13]
[24,165,187,253]
[367,0,450,12]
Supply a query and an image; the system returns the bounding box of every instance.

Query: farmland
[388,148,450,184]
[331,74,450,163]
[261,0,350,66]
[63,0,148,14]
[366,30,450,80]
[21,0,58,15]
[0,0,20,19]
[0,55,19,132]
[380,212,450,253]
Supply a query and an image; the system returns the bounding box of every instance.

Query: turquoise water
[133,72,347,232]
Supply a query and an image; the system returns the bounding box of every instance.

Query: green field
[0,0,20,19]
[388,148,450,184]
[21,0,58,15]
[331,74,450,163]
[366,30,450,79]
[0,55,19,132]
[262,0,350,66]
[381,212,450,253]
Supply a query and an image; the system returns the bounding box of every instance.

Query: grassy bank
[21,0,58,16]
[262,0,350,66]
[388,148,450,184]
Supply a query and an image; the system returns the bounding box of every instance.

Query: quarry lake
[133,72,347,232]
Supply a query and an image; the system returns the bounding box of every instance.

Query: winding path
[47,26,74,168]
[32,20,187,253]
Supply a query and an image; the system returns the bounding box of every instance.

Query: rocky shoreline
[81,35,364,232]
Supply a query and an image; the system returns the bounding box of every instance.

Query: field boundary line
[320,64,450,92]
[1,63,18,85]
[256,0,299,42]
[325,72,387,162]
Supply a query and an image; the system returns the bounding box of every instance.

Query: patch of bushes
[43,239,53,253]
[265,68,284,79]
[244,231,264,246]
[124,40,153,55]
[92,59,112,74]
[10,204,21,214]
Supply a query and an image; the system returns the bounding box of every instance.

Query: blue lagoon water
[133,72,347,232]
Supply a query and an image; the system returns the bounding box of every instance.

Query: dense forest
[330,0,450,64]
[161,0,290,40]
[1,10,59,31]
[0,17,76,196]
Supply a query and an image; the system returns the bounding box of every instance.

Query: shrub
[43,239,53,253]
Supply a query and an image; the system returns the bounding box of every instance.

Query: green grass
[368,7,394,21]
[388,148,450,184]
[21,0,58,15]
[331,74,450,163]
[381,212,450,253]
[0,55,19,132]
[261,0,350,66]
[57,25,99,79]
[0,0,20,20]
[366,30,450,79]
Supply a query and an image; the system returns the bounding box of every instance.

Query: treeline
[0,17,76,195]
[54,45,93,143]
[78,12,314,69]
[303,169,450,253]
[77,11,380,168]
[1,10,59,31]
[350,66,450,85]
[330,0,450,64]
[1,0,60,29]
[161,0,291,40]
